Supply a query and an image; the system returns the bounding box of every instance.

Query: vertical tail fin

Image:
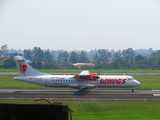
[14,56,48,77]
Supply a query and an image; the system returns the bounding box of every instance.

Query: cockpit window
[128,78,134,80]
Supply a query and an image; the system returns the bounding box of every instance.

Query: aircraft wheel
[82,88,85,92]
[79,88,85,92]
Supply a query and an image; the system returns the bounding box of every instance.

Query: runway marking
[152,90,160,92]
[153,94,160,96]
[98,93,135,94]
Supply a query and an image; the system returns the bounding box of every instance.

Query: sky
[0,0,160,51]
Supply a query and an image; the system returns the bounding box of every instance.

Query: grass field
[0,100,159,120]
[0,76,46,88]
[0,75,160,89]
[134,76,160,89]
[1,68,160,73]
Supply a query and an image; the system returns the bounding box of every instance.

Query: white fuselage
[13,56,141,92]
[14,75,141,89]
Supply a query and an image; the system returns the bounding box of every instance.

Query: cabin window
[69,80,70,82]
[63,80,65,82]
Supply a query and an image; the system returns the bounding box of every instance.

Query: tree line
[1,45,160,69]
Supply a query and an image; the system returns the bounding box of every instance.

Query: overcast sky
[0,0,160,51]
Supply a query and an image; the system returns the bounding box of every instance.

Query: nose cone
[134,80,141,86]
[136,81,141,86]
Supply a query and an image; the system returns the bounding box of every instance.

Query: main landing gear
[131,87,134,92]
[79,86,85,92]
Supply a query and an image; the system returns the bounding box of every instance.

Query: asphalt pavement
[0,88,160,100]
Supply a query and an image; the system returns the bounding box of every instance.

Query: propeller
[96,70,100,79]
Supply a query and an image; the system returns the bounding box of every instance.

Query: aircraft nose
[132,80,141,86]
[135,80,141,86]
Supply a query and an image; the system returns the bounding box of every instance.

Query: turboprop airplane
[14,56,141,92]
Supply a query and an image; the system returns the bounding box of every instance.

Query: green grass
[0,100,159,120]
[0,68,18,72]
[133,76,160,89]
[0,76,46,88]
[0,75,160,89]
[1,68,160,73]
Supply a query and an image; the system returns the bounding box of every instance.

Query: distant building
[89,59,94,62]
[0,55,9,59]
[58,62,72,69]
[6,53,14,56]
[73,63,94,68]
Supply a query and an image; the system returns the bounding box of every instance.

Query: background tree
[147,51,160,69]
[44,49,52,62]
[1,44,8,56]
[0,50,2,56]
[122,48,135,61]
[112,50,121,60]
[134,54,147,69]
[24,49,32,60]
[98,49,111,62]
[109,58,127,69]
[122,48,135,68]
[36,61,43,68]
[58,51,69,63]
[78,51,89,63]
[3,56,16,68]
[93,53,99,60]
[69,51,79,63]
[93,60,102,70]
[32,47,44,61]
[2,45,160,69]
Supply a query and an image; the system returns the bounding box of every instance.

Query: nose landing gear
[131,87,134,92]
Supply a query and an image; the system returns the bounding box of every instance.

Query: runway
[0,88,160,100]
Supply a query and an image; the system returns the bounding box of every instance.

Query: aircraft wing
[74,70,99,81]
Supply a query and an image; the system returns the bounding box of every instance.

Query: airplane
[14,56,141,92]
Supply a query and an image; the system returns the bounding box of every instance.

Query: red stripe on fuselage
[51,83,63,85]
